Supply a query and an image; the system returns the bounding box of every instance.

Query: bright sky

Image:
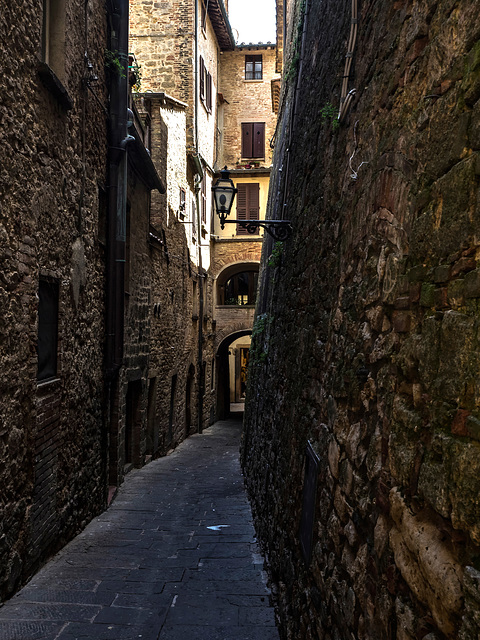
[228,0,276,45]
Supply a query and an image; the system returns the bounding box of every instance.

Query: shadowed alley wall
[242,0,480,638]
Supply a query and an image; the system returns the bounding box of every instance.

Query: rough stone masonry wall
[0,0,107,599]
[243,0,480,639]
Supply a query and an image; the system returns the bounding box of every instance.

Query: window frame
[222,270,259,306]
[241,122,265,159]
[236,182,260,235]
[245,54,263,80]
[37,277,60,382]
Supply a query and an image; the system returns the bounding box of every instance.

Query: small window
[42,0,66,81]
[241,123,265,159]
[201,1,207,32]
[199,56,205,101]
[201,178,207,224]
[37,278,59,381]
[223,271,258,306]
[211,358,215,390]
[245,55,262,80]
[206,71,212,113]
[192,198,197,242]
[179,188,186,219]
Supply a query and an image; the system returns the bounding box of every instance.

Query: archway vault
[215,324,253,354]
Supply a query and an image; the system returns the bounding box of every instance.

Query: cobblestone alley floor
[0,418,279,640]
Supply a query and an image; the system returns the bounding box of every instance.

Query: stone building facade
[130,1,281,419]
[0,0,109,599]
[243,0,480,639]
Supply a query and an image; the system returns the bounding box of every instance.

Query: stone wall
[0,0,108,599]
[243,0,480,638]
[220,46,279,168]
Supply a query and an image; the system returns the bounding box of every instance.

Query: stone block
[420,282,435,307]
[389,489,463,636]
[466,415,480,442]
[392,311,411,333]
[464,269,480,298]
[452,257,476,277]
[452,409,470,436]
[407,265,429,282]
[433,264,451,283]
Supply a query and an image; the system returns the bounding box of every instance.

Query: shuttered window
[206,71,212,113]
[199,56,205,101]
[236,183,260,235]
[241,123,265,159]
[245,55,262,80]
[201,177,207,224]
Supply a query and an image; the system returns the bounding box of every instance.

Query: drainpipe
[195,175,204,434]
[194,0,205,434]
[106,0,129,379]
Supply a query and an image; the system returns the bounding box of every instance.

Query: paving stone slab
[8,590,115,606]
[157,625,280,640]
[0,621,65,640]
[0,603,99,622]
[56,622,157,640]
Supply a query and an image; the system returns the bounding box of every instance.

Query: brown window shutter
[247,183,260,220]
[206,71,212,112]
[253,123,265,158]
[236,183,248,235]
[241,123,253,158]
[200,56,205,101]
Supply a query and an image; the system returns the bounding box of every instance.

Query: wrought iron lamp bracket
[221,219,292,241]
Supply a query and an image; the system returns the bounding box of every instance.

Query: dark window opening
[37,278,59,381]
[241,122,265,159]
[245,54,262,80]
[206,71,212,113]
[201,177,207,224]
[179,187,186,219]
[223,271,258,306]
[199,56,205,101]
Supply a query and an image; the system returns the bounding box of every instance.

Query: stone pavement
[0,418,280,640]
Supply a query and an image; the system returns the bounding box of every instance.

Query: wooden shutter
[253,123,265,158]
[199,56,205,101]
[206,71,212,112]
[236,183,247,235]
[248,183,260,220]
[236,183,259,235]
[241,123,253,158]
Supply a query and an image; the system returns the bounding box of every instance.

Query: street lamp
[212,168,237,230]
[212,168,292,241]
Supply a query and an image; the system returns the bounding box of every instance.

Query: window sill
[37,62,73,110]
[243,79,263,83]
[37,376,61,391]
[216,305,255,309]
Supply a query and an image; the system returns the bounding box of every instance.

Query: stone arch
[215,321,254,353]
[215,327,253,421]
[215,261,260,307]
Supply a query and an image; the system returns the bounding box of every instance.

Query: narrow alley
[0,418,279,640]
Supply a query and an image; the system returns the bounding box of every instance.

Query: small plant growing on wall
[104,49,126,78]
[267,242,283,268]
[320,102,340,131]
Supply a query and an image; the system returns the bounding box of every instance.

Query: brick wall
[220,46,279,168]
[243,0,480,638]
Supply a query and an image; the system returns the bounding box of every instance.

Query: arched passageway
[216,329,252,420]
